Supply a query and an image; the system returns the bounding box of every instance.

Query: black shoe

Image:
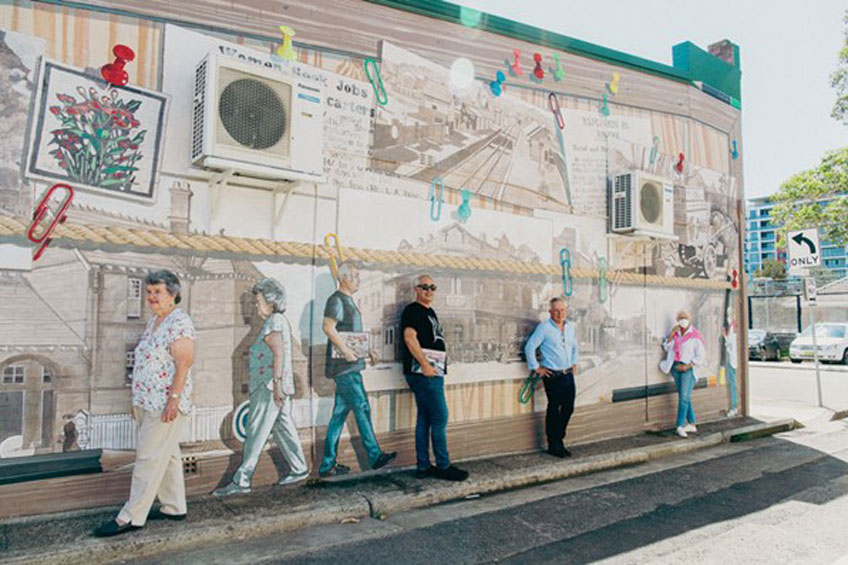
[416,465,437,479]
[148,508,187,521]
[319,463,350,478]
[93,520,142,537]
[433,465,469,482]
[562,448,572,457]
[547,447,567,458]
[371,451,397,470]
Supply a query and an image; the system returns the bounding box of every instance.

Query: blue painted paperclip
[649,136,660,165]
[559,248,573,297]
[429,177,444,221]
[364,57,387,106]
[598,257,608,303]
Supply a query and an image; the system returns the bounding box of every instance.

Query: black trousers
[542,370,576,450]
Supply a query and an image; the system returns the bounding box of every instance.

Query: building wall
[0,0,745,513]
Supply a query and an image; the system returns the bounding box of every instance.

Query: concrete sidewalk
[0,417,796,565]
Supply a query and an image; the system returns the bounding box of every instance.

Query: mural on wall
[372,41,568,212]
[0,29,43,217]
[26,61,168,200]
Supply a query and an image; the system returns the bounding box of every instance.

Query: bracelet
[170,392,181,399]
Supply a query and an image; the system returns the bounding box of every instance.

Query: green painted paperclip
[598,257,608,303]
[559,248,573,297]
[364,57,387,106]
[518,370,540,404]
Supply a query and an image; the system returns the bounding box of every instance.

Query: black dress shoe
[416,465,437,479]
[93,520,142,537]
[547,447,567,458]
[433,465,469,482]
[371,451,398,470]
[148,508,187,521]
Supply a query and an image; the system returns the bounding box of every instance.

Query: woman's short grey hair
[145,270,182,304]
[252,278,287,313]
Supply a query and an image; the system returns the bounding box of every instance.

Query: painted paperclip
[324,232,346,281]
[364,58,387,106]
[518,370,540,404]
[559,248,573,297]
[548,92,564,130]
[28,183,74,261]
[649,136,660,165]
[598,257,608,303]
[429,177,444,221]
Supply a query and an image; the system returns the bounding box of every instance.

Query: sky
[453,0,847,200]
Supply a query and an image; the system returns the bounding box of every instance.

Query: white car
[789,323,848,364]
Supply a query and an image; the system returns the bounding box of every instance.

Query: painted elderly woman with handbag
[213,278,308,496]
[661,309,706,438]
[95,270,196,537]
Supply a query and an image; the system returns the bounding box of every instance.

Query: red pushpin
[675,152,685,174]
[533,53,544,80]
[730,269,738,289]
[101,45,135,86]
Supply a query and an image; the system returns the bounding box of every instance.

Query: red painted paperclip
[27,183,74,261]
[548,92,564,130]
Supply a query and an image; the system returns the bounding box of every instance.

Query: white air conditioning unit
[190,54,325,183]
[610,171,675,238]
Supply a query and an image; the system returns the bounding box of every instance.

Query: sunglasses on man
[416,284,438,291]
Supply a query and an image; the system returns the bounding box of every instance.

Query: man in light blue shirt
[524,297,579,458]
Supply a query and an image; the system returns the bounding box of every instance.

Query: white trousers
[231,385,308,487]
[117,407,186,526]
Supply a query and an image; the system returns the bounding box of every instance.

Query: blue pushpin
[457,189,472,223]
[490,71,505,97]
[731,139,738,160]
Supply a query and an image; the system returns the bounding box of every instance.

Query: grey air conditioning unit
[611,171,675,238]
[190,54,325,183]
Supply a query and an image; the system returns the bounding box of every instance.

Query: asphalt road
[136,421,848,564]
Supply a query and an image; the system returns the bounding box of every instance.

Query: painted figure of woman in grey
[214,278,308,496]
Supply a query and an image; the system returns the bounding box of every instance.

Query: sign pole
[804,276,823,408]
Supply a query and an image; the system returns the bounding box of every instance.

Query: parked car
[789,323,848,364]
[748,329,781,361]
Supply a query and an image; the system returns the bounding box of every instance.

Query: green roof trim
[364,0,742,104]
[673,41,741,100]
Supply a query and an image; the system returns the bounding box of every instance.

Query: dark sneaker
[371,451,397,470]
[562,448,572,457]
[416,465,437,479]
[433,465,469,482]
[319,463,350,478]
[148,508,186,521]
[547,447,567,458]
[93,520,142,537]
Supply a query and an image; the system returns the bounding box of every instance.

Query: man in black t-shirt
[401,274,468,482]
[318,263,396,477]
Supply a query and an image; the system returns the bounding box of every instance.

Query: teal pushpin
[457,189,472,223]
[599,93,610,117]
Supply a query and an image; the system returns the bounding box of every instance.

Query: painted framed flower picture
[26,60,168,201]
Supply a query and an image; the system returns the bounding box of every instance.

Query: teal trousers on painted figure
[319,371,382,474]
[231,385,308,487]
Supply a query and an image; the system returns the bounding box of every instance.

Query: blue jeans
[727,365,738,410]
[405,374,450,470]
[671,365,697,428]
[319,372,382,473]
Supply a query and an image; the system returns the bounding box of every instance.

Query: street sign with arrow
[787,228,821,275]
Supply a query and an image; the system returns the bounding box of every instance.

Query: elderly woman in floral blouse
[95,270,196,537]
[213,277,308,496]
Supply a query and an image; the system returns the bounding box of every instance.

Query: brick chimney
[708,40,738,67]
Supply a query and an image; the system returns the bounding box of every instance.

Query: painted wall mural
[0,1,743,515]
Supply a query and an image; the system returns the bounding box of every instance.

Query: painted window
[125,349,135,385]
[127,277,143,319]
[3,365,24,385]
[42,366,52,384]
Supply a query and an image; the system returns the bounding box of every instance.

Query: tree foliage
[832,10,848,124]
[770,148,848,247]
[753,258,787,281]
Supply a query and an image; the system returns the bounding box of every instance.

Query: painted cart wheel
[232,400,250,443]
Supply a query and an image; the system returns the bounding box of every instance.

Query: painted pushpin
[276,25,296,61]
[532,53,544,80]
[510,49,524,77]
[731,139,738,160]
[599,93,610,117]
[649,136,660,165]
[550,54,565,82]
[457,189,472,223]
[490,70,506,97]
[675,152,685,174]
[607,72,620,95]
[101,45,135,86]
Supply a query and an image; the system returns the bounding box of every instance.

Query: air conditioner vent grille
[191,59,208,161]
[613,173,632,230]
[639,181,662,224]
[219,78,287,150]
